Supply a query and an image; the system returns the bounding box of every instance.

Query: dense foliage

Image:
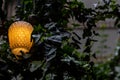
[0,0,120,80]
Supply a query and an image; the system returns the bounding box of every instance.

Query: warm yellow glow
[8,21,34,57]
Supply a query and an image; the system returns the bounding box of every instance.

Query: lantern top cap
[9,21,33,30]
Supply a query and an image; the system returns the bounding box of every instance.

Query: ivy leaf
[85,38,91,46]
[72,37,81,45]
[115,18,120,26]
[73,32,81,40]
[44,22,57,31]
[46,35,62,46]
[93,30,99,36]
[30,61,43,72]
[92,53,97,59]
[83,47,91,53]
[46,48,56,62]
[82,29,92,38]
[71,42,80,49]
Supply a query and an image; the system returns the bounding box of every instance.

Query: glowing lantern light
[8,21,34,57]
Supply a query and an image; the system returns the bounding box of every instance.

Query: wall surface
[73,28,119,60]
[82,0,120,8]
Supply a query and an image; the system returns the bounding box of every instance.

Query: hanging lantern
[8,21,34,58]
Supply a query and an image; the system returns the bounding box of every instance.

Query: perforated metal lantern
[8,21,34,57]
